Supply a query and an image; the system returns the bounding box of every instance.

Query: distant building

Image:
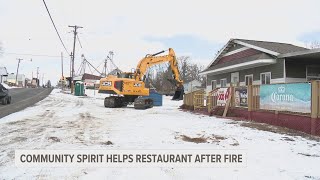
[7,73,26,87]
[183,80,202,93]
[74,73,102,89]
[0,67,8,83]
[30,78,39,88]
[108,68,122,76]
[74,73,102,81]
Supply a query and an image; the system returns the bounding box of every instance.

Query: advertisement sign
[235,87,248,107]
[217,88,230,106]
[260,83,311,113]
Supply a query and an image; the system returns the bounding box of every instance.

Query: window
[245,74,253,86]
[220,79,227,87]
[306,65,320,81]
[211,80,217,90]
[260,72,271,85]
[231,72,239,86]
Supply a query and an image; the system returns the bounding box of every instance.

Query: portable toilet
[75,81,85,96]
[145,89,163,106]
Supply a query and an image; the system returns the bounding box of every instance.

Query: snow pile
[0,89,319,179]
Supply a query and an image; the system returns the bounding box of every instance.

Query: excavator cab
[117,72,135,79]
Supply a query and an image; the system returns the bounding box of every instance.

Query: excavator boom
[135,48,184,100]
[98,48,184,108]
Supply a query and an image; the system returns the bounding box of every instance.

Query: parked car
[0,83,11,105]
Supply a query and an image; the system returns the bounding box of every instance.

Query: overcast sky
[0,0,320,85]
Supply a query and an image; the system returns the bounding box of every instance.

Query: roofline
[203,38,282,72]
[278,48,320,58]
[204,39,234,70]
[233,40,280,56]
[199,59,276,75]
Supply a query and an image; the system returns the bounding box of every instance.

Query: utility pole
[70,52,72,79]
[42,73,44,87]
[15,58,23,86]
[61,52,64,90]
[103,58,107,76]
[102,51,114,77]
[68,25,83,93]
[61,52,64,78]
[37,67,39,87]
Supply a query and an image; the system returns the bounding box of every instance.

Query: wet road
[0,88,53,119]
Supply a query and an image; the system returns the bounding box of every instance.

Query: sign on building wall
[235,87,248,107]
[217,88,230,106]
[260,83,311,113]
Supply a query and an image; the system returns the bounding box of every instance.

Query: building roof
[82,73,102,80]
[204,53,274,74]
[278,48,320,59]
[74,73,102,81]
[201,38,309,75]
[234,39,308,54]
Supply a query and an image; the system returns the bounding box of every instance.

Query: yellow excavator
[98,48,184,108]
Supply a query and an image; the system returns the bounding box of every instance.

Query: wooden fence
[311,81,320,118]
[183,89,205,108]
[183,81,320,117]
[248,85,260,111]
[207,89,219,112]
[193,90,206,110]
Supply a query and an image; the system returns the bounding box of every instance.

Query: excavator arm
[134,48,184,100]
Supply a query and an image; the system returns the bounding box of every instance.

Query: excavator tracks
[104,96,127,108]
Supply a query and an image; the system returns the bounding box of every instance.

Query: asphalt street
[0,88,53,119]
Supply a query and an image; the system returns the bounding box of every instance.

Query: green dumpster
[75,81,85,96]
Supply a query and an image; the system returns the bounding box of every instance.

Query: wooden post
[311,81,319,135]
[247,85,253,120]
[223,88,233,117]
[318,81,320,119]
[230,86,235,107]
[207,95,211,113]
[193,91,195,111]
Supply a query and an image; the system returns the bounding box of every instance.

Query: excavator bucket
[172,88,184,100]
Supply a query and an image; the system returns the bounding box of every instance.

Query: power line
[3,52,63,58]
[42,0,69,55]
[68,25,83,82]
[77,34,83,48]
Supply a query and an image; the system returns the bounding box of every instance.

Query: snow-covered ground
[0,89,320,179]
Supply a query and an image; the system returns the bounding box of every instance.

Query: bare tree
[305,40,320,49]
[177,56,205,83]
[146,56,207,93]
[177,56,190,82]
[310,41,320,49]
